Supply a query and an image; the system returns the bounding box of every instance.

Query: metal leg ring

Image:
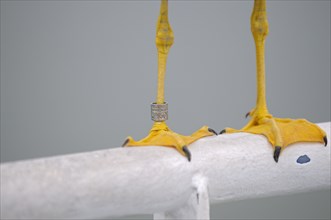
[151,102,168,122]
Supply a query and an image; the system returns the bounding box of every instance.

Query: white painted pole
[1,122,330,220]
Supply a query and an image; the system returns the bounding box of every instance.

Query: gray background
[1,0,330,219]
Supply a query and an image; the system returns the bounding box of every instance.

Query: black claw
[273,146,281,163]
[208,128,218,136]
[220,129,226,135]
[245,112,250,118]
[122,138,129,147]
[182,146,191,162]
[323,136,328,146]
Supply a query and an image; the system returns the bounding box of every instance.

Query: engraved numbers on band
[151,102,168,122]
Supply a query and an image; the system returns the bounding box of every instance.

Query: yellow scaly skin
[221,0,327,162]
[123,0,216,161]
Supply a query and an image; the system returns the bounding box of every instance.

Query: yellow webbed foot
[123,122,216,161]
[221,112,327,162]
[222,0,327,163]
[121,1,217,161]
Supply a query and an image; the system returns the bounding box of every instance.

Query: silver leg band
[151,102,168,122]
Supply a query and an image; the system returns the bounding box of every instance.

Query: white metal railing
[1,122,330,220]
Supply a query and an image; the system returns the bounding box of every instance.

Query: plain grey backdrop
[1,0,330,219]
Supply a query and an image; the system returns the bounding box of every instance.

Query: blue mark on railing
[297,155,311,164]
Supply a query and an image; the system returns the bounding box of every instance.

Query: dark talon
[182,146,191,162]
[208,128,218,136]
[219,129,226,135]
[273,146,281,163]
[245,112,250,118]
[122,138,129,147]
[323,136,328,146]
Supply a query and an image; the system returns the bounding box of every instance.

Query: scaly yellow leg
[124,0,216,161]
[221,0,327,162]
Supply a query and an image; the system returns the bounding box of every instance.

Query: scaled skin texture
[124,0,215,161]
[221,0,327,162]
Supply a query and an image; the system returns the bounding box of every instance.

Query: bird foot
[221,111,327,162]
[123,122,217,161]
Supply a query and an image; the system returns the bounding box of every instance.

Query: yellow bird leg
[155,0,174,104]
[124,0,216,161]
[221,0,327,162]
